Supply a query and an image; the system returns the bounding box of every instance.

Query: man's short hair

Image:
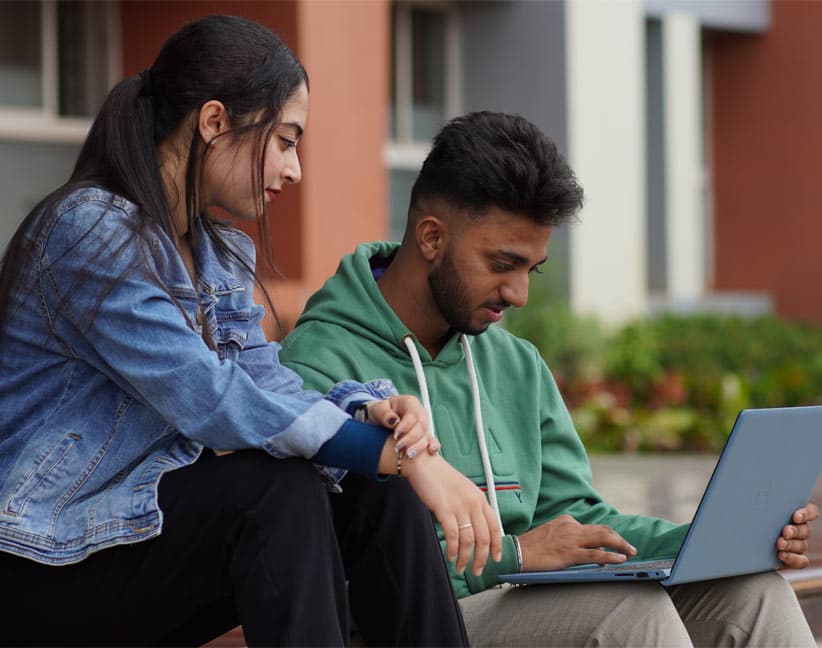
[408,111,584,226]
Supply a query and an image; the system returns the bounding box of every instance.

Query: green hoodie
[281,241,687,598]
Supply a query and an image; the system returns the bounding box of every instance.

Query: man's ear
[198,100,230,146]
[417,215,447,262]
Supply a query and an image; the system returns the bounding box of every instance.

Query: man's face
[428,207,553,336]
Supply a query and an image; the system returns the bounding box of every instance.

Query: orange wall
[711,1,822,322]
[119,1,389,336]
[296,0,390,305]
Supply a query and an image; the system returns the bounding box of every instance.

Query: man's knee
[671,571,814,647]
[460,583,690,647]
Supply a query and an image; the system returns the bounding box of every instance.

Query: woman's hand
[400,450,503,576]
[366,395,440,457]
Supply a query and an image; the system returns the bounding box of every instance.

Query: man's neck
[376,245,451,358]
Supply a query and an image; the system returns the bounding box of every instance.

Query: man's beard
[428,247,490,337]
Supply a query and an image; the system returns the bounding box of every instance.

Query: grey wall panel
[0,140,80,254]
[461,0,571,300]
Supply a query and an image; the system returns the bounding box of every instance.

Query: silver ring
[458,523,473,530]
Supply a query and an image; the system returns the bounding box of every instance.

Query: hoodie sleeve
[440,535,522,598]
[532,351,689,560]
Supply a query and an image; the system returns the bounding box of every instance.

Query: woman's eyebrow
[280,122,304,138]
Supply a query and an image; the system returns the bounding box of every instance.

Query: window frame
[384,0,462,169]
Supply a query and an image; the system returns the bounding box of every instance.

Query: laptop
[498,406,822,587]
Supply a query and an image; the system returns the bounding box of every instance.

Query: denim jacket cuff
[325,378,397,413]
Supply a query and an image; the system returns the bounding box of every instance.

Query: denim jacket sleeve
[39,197,393,460]
[236,297,397,411]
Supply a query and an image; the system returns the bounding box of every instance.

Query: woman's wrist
[377,435,403,476]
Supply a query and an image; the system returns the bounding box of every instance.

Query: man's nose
[502,273,529,308]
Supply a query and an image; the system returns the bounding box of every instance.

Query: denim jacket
[0,187,394,565]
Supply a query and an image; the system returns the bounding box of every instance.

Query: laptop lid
[498,406,822,587]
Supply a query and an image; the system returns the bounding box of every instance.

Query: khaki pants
[459,571,814,647]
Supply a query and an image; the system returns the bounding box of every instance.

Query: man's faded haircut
[408,111,584,226]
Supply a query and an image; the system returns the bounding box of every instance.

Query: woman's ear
[198,100,230,146]
[417,216,447,263]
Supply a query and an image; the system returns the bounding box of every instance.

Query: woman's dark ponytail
[71,72,173,237]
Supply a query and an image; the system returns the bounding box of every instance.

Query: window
[0,1,119,142]
[0,1,118,252]
[386,1,460,241]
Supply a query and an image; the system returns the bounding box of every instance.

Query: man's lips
[482,304,508,322]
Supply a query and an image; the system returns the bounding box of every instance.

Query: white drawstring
[402,335,436,438]
[402,333,504,532]
[460,334,503,531]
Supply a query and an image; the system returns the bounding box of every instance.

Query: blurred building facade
[1,0,821,334]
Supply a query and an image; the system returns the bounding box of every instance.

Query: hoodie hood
[294,241,468,366]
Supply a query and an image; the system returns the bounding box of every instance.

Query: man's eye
[492,262,514,273]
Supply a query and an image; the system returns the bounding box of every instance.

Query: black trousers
[0,451,468,647]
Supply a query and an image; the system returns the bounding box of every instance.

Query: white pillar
[663,12,704,301]
[565,0,647,322]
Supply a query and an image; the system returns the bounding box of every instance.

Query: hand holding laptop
[778,502,819,569]
[518,514,637,571]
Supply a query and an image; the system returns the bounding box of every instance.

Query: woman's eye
[530,265,544,275]
[279,136,297,149]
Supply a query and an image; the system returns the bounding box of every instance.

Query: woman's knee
[161,451,330,524]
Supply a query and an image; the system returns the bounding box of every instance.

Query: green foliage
[505,302,822,453]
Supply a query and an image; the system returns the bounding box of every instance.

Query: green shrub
[504,301,822,453]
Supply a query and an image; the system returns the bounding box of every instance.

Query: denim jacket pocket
[213,308,251,362]
[3,432,81,518]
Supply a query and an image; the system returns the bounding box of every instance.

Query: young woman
[0,15,500,646]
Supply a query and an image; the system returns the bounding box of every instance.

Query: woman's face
[204,82,308,219]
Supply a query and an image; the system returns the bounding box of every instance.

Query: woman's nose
[283,152,302,184]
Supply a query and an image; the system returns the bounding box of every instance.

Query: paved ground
[590,453,719,523]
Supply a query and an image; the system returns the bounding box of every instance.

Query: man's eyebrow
[497,250,548,267]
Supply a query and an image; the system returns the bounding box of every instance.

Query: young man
[281,111,818,646]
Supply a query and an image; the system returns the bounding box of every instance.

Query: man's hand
[517,515,637,572]
[777,502,819,569]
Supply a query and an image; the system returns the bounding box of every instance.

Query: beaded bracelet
[396,449,404,477]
